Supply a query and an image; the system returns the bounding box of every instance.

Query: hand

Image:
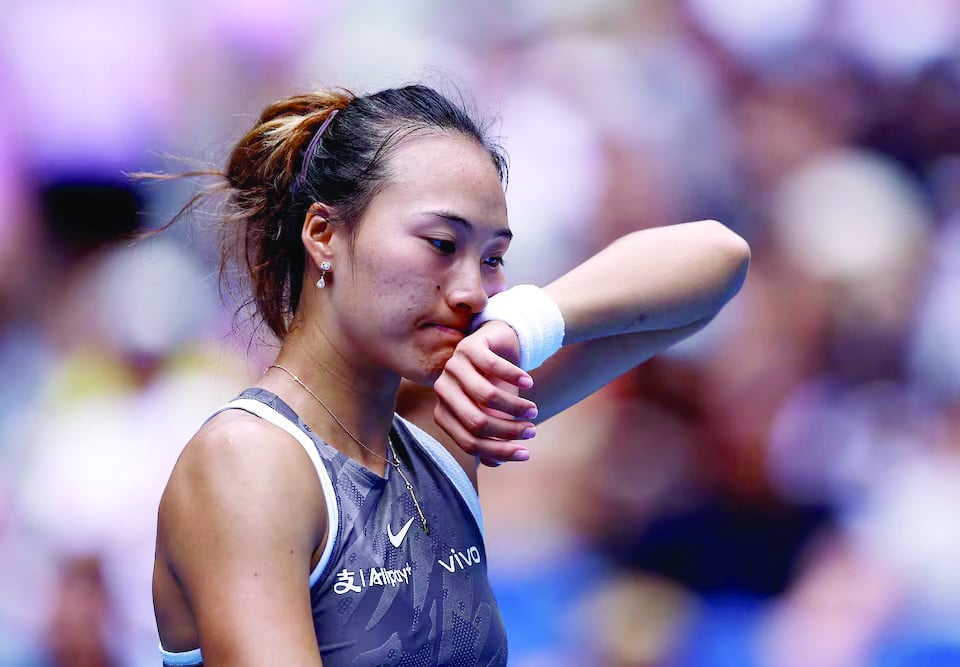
[433,320,539,466]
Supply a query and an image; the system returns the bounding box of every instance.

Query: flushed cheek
[378,303,458,385]
[364,271,436,335]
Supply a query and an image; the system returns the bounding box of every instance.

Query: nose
[446,262,488,314]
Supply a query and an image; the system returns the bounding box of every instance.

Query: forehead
[377,131,508,227]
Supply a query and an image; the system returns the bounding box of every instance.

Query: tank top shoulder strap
[217,396,340,586]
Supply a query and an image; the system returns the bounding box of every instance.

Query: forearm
[543,220,750,345]
[525,316,713,422]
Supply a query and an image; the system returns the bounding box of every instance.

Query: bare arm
[542,219,749,343]
[157,414,327,666]
[430,220,750,464]
[528,219,749,417]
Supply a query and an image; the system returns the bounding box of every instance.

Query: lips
[429,324,467,336]
[423,322,469,337]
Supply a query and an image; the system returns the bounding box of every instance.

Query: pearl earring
[316,260,332,289]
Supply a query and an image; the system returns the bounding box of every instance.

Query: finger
[443,356,538,420]
[456,342,533,389]
[434,403,535,461]
[434,378,537,441]
[479,450,532,467]
[434,369,532,424]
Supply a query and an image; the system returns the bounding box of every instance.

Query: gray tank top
[160,388,507,666]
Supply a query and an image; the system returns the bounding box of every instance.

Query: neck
[261,326,401,469]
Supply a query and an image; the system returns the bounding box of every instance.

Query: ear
[301,202,342,273]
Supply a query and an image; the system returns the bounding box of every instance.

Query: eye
[427,238,456,255]
[483,255,505,268]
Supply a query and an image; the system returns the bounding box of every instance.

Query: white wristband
[471,284,565,371]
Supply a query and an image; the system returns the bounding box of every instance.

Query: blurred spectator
[42,556,120,667]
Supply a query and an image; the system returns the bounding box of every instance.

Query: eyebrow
[429,210,513,240]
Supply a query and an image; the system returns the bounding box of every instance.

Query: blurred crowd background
[1,0,959,665]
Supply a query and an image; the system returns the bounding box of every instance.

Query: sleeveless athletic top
[160,388,507,666]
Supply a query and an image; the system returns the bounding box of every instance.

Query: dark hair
[146,84,507,342]
[221,85,507,340]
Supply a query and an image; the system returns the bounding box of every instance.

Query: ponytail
[222,91,353,340]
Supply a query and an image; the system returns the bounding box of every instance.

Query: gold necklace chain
[267,364,430,535]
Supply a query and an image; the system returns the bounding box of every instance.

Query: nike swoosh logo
[387,517,415,548]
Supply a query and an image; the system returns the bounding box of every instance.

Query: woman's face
[325,132,511,384]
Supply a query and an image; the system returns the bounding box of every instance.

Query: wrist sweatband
[471,284,566,371]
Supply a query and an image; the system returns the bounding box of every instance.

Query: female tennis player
[152,84,749,666]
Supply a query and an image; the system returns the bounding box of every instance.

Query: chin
[398,367,442,388]
[403,371,441,387]
[400,350,453,387]
[406,362,446,387]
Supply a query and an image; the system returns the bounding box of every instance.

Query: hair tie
[296,109,339,189]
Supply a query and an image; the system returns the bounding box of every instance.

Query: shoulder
[166,409,318,502]
[157,409,327,568]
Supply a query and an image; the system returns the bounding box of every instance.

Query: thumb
[476,320,521,365]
